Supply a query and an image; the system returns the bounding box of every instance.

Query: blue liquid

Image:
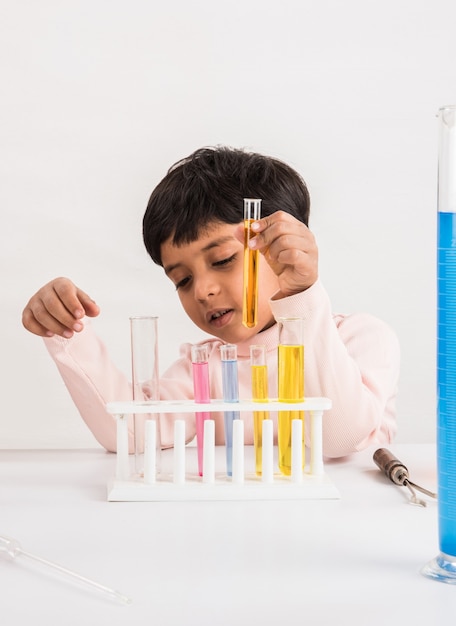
[437,211,456,557]
[221,359,240,477]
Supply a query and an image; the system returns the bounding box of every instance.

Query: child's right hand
[22,277,100,338]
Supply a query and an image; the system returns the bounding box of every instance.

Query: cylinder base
[422,552,456,584]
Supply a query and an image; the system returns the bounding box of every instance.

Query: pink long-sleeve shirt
[43,280,400,458]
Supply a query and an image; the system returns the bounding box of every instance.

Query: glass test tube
[130,316,160,477]
[220,343,240,477]
[422,105,456,583]
[191,344,211,477]
[277,317,305,476]
[242,198,262,328]
[250,344,269,476]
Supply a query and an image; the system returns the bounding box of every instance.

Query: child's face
[161,221,280,344]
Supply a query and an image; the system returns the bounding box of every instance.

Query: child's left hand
[242,210,318,298]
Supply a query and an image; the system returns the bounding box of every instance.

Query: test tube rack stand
[106,398,340,502]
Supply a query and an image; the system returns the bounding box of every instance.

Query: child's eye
[213,254,236,267]
[175,276,191,290]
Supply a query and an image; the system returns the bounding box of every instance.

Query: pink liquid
[192,361,211,476]
[193,362,210,402]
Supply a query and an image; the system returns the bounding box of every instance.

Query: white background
[1,0,454,448]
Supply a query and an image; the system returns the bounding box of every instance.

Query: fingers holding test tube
[248,210,318,297]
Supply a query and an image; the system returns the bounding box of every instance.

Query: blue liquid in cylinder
[437,211,456,557]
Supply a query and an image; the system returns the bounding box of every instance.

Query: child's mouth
[208,309,233,327]
[211,310,229,320]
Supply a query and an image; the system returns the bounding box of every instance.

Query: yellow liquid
[251,364,269,476]
[278,344,305,476]
[242,219,259,328]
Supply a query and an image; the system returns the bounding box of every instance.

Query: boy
[22,146,400,457]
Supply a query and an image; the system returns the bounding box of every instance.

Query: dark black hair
[143,146,310,266]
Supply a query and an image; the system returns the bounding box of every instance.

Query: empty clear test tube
[243,198,262,328]
[277,317,305,476]
[130,316,161,477]
[191,344,211,476]
[220,343,240,477]
[250,344,269,476]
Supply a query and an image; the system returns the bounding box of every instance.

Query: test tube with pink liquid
[191,344,211,476]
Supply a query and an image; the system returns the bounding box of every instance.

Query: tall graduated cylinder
[130,316,160,477]
[277,317,305,476]
[423,105,456,583]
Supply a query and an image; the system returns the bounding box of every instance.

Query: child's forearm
[43,323,134,453]
[44,324,199,452]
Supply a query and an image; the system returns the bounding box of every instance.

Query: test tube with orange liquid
[277,317,305,476]
[250,344,269,476]
[242,198,262,328]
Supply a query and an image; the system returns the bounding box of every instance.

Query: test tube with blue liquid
[422,105,456,583]
[220,343,240,476]
[191,344,211,476]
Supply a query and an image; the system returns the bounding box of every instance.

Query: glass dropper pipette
[0,534,132,604]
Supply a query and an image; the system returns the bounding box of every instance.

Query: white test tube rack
[106,398,340,502]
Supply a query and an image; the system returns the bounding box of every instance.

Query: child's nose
[193,276,218,301]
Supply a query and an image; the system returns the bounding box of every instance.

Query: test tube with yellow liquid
[278,317,305,476]
[250,344,269,476]
[242,198,262,328]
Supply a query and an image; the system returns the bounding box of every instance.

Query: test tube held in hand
[130,316,160,477]
[277,317,305,476]
[191,344,211,476]
[250,344,269,476]
[242,198,262,328]
[220,343,240,477]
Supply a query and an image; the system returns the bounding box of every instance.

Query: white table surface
[1,443,455,625]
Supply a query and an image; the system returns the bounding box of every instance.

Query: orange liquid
[251,364,269,475]
[243,219,259,328]
[278,344,305,475]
